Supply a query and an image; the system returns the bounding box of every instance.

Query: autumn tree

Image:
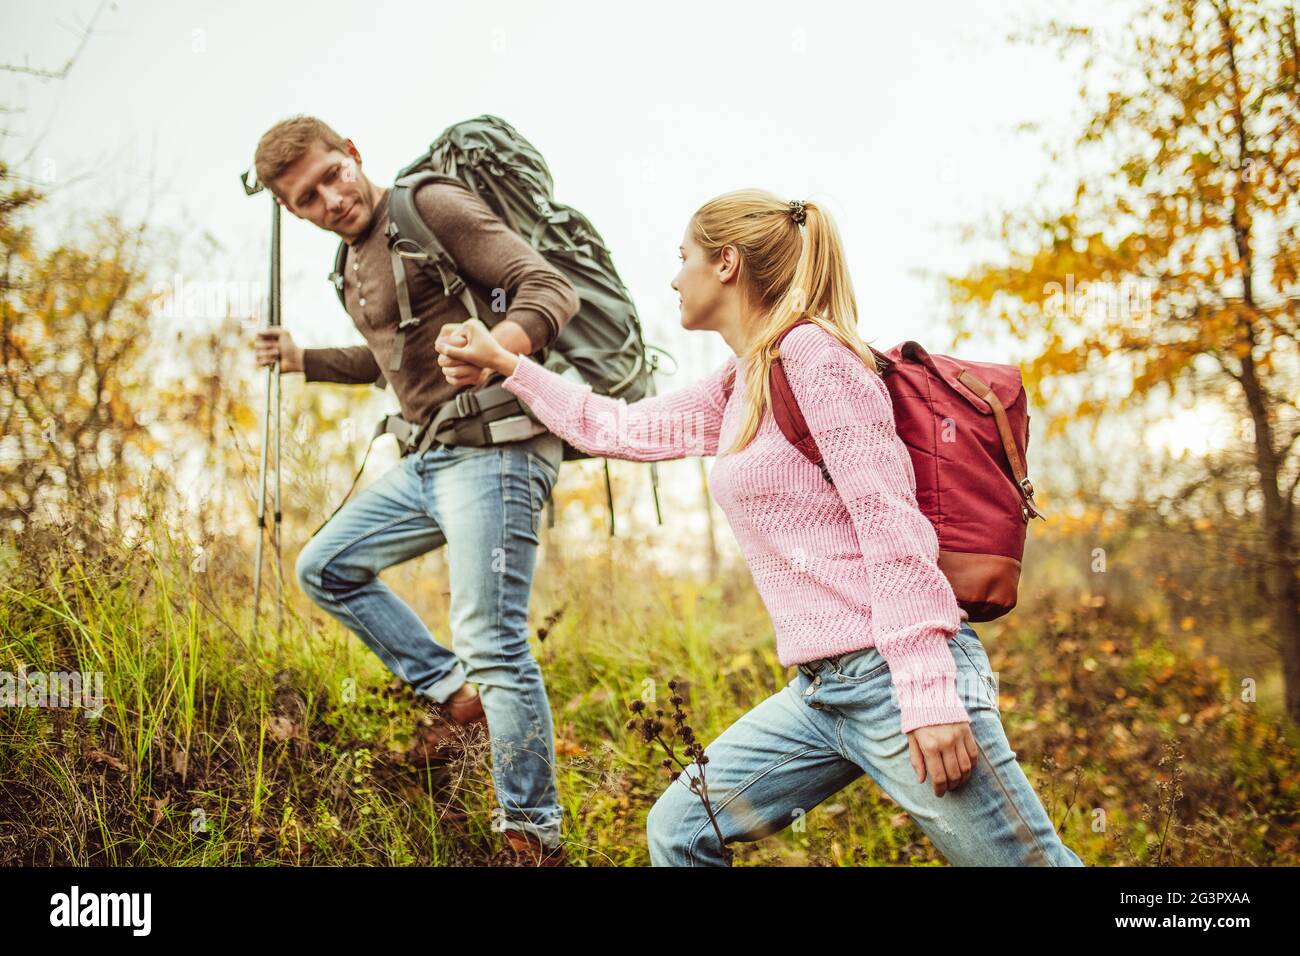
[0,156,160,534]
[948,0,1300,718]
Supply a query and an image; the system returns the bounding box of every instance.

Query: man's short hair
[254,115,351,200]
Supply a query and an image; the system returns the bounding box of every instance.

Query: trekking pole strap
[313,426,382,538]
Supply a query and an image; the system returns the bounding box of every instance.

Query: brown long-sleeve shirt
[302,180,581,427]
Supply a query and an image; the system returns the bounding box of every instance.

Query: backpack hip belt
[376,381,549,459]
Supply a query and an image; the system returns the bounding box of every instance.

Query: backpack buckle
[1019,477,1047,522]
[454,390,480,418]
[439,265,466,298]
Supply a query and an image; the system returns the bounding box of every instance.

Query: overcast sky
[1,0,1127,378]
[8,0,1219,539]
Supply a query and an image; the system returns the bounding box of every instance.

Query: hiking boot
[404,687,485,767]
[441,685,485,726]
[501,829,567,867]
[404,719,460,766]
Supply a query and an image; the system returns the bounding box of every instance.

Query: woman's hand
[907,722,979,797]
[435,319,518,385]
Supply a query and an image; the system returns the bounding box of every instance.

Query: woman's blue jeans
[295,432,565,848]
[646,621,1085,866]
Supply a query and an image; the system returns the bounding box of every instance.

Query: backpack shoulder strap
[328,239,348,309]
[386,171,483,328]
[764,321,896,484]
[769,319,833,483]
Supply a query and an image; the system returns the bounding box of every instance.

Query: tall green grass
[1,499,1296,866]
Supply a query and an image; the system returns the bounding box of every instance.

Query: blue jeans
[646,621,1085,866]
[295,432,565,848]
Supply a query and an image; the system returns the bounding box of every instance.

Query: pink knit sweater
[502,322,972,733]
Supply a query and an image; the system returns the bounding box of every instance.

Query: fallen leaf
[87,750,127,772]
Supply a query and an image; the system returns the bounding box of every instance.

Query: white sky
[8,0,1217,545]
[1,0,1131,380]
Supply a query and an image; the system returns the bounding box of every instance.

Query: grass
[1,498,1297,867]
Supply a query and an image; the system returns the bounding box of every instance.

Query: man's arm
[412,181,581,357]
[486,319,535,360]
[302,345,386,388]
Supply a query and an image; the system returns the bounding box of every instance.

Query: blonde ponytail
[688,189,881,456]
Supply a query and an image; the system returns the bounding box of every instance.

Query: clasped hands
[434,319,516,387]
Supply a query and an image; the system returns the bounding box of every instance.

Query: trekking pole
[240,166,284,647]
[271,193,284,641]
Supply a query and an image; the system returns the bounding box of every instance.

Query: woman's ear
[716,244,742,285]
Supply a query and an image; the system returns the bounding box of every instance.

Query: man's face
[273,139,376,242]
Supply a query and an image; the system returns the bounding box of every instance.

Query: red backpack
[723,319,1046,622]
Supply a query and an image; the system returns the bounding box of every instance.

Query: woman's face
[671,222,737,333]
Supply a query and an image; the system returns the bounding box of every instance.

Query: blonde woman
[434,190,1084,867]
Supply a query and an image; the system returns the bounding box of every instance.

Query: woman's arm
[780,323,969,735]
[503,353,733,461]
[436,319,734,462]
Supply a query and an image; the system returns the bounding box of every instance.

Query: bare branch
[0,0,111,78]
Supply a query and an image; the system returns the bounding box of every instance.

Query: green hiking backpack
[319,115,664,535]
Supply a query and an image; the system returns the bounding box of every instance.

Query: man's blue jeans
[646,621,1086,866]
[296,432,565,848]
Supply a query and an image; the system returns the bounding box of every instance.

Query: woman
[434,189,1084,867]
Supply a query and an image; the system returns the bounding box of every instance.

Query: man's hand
[254,328,304,373]
[436,319,518,384]
[907,722,979,797]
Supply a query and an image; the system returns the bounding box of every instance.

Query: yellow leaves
[229,402,257,430]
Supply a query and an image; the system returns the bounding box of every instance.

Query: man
[250,115,579,865]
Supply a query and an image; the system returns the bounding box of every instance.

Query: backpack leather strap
[955,369,1046,522]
